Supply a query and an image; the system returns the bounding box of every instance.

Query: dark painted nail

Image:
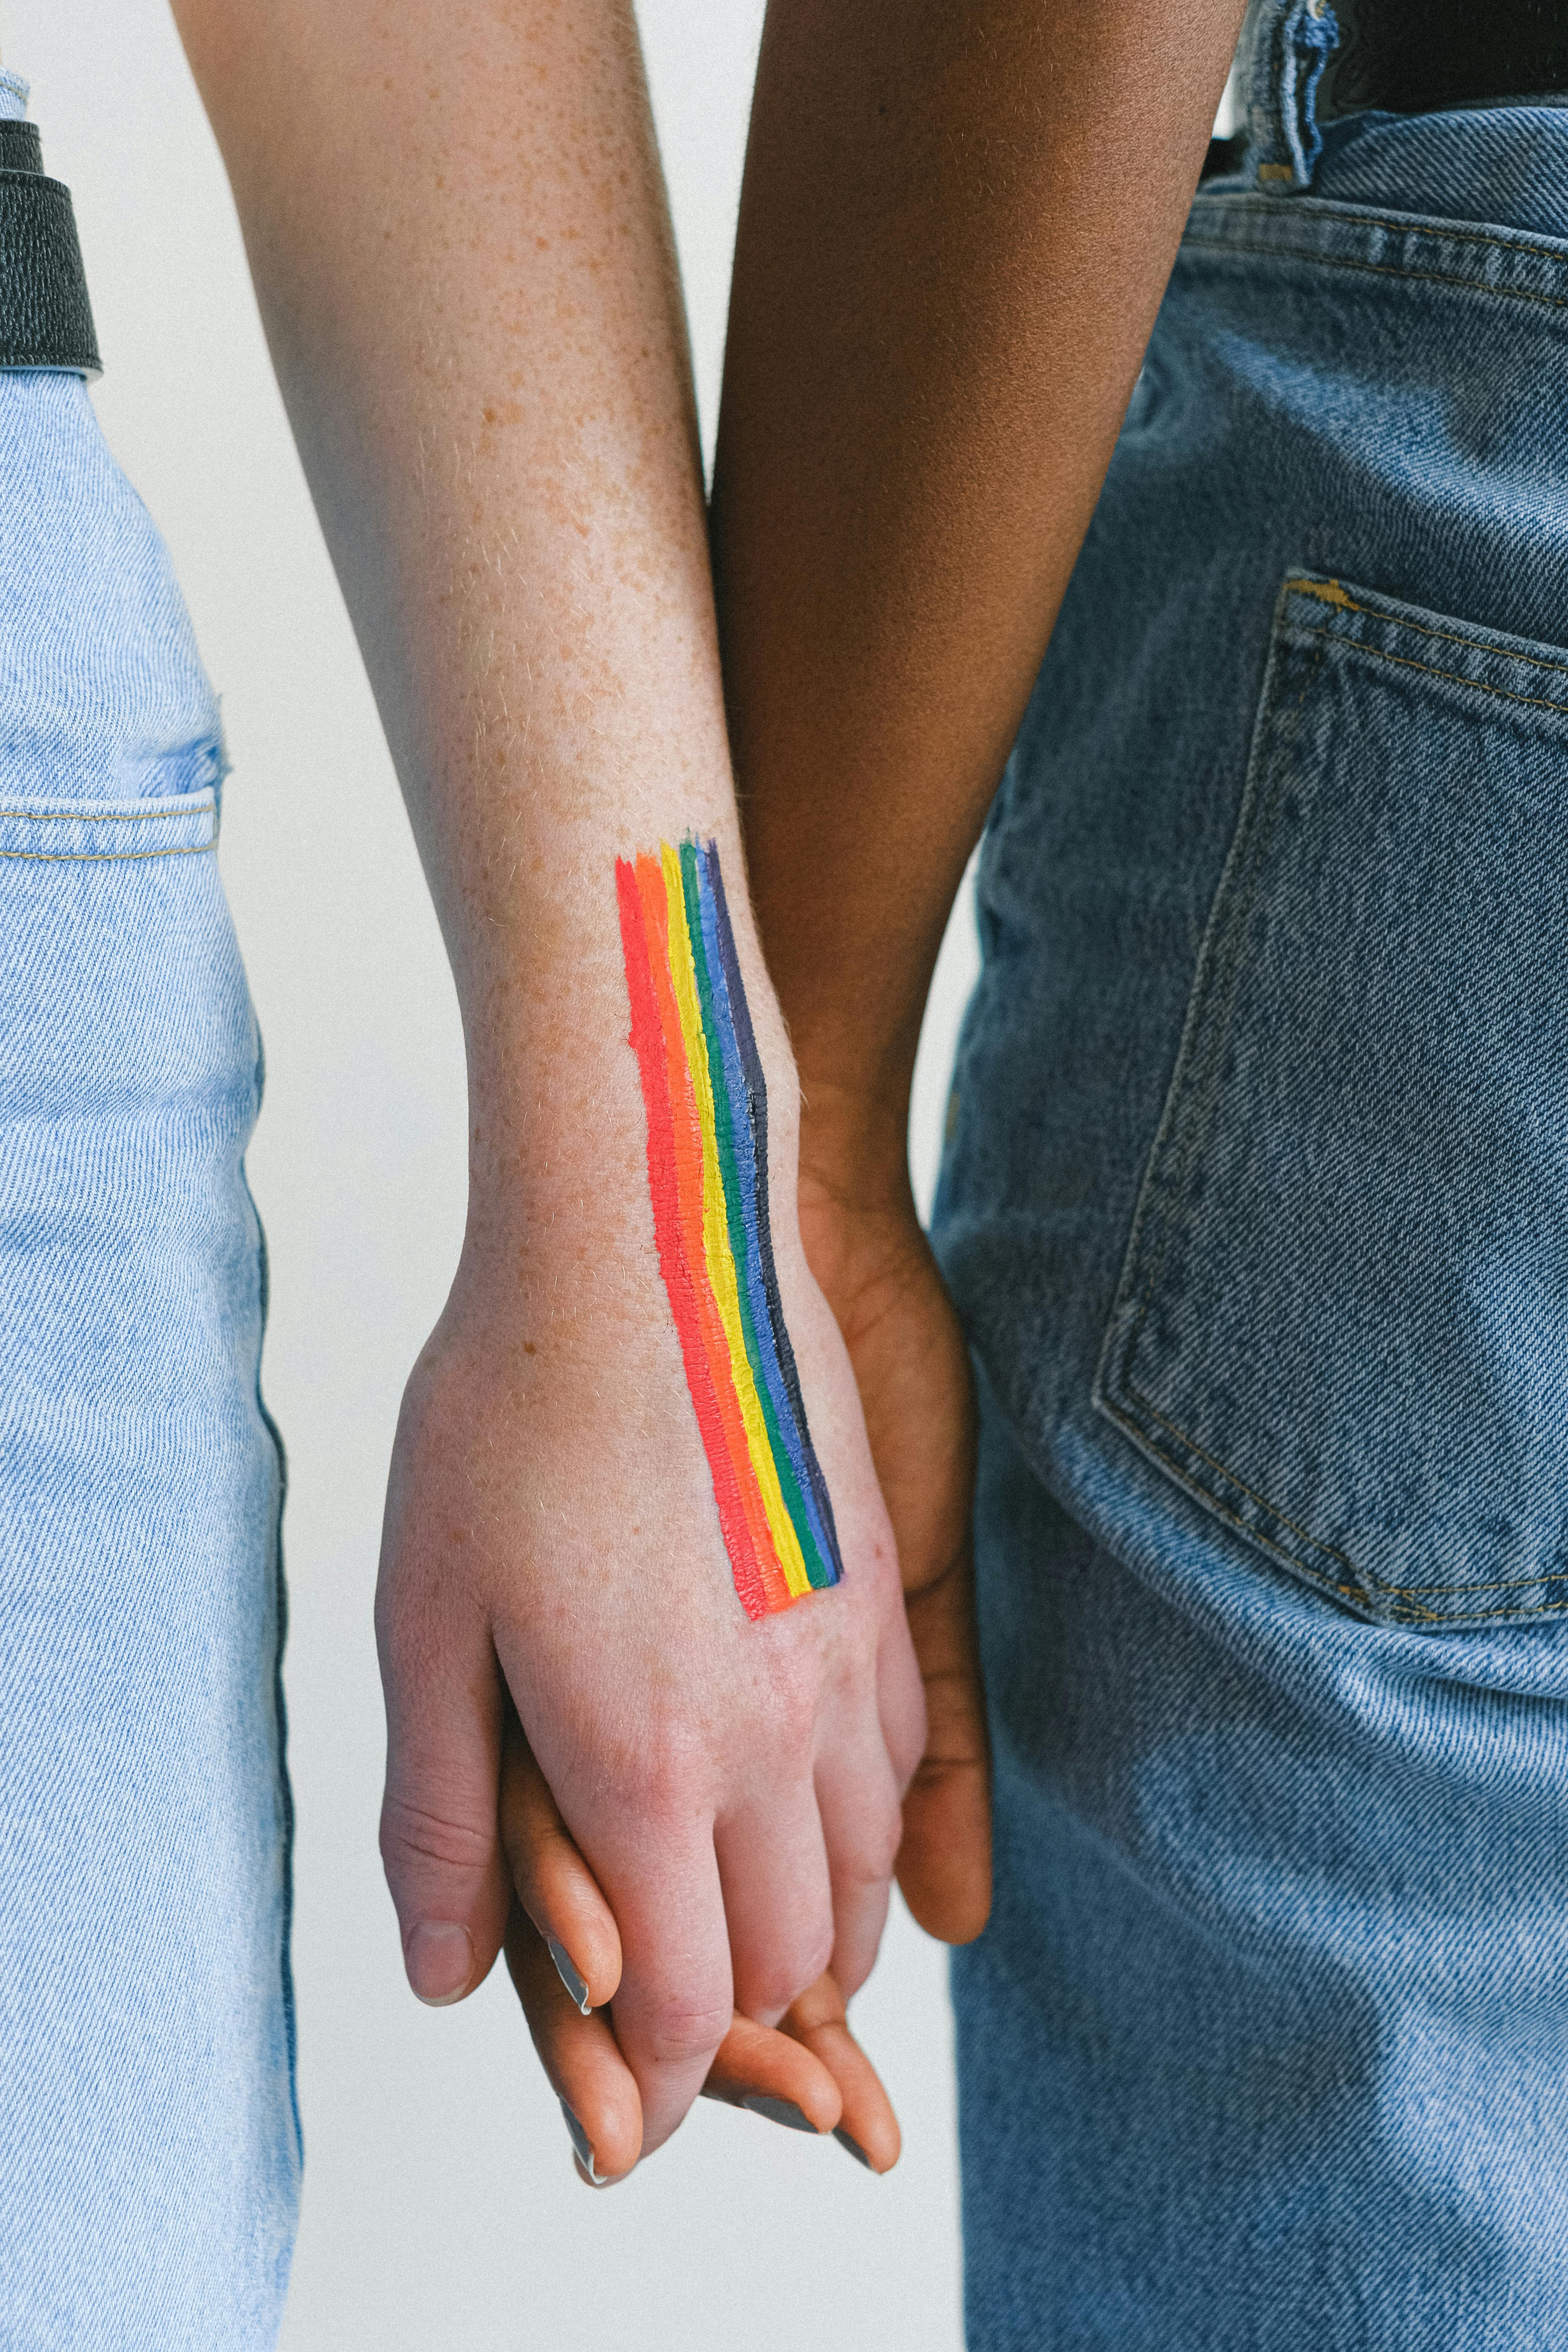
[547,1936,591,2014]
[834,2126,876,2170]
[560,2096,607,2184]
[741,2094,821,2134]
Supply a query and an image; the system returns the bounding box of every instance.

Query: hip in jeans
[934,74,1568,2352]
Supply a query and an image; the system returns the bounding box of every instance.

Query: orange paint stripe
[635,854,789,1612]
[616,858,766,1619]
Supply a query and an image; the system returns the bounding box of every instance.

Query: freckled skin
[172,0,926,2168]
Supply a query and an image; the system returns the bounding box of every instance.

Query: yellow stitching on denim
[1112,1383,1568,1617]
[1108,567,1568,1625]
[1120,645,1326,1377]
[1389,1571,1568,1598]
[1109,585,1568,1618]
[1291,578,1358,611]
[1295,623,1568,720]
[1285,580,1568,685]
[1389,1594,1568,1625]
[0,800,216,824]
[1191,194,1568,273]
[1121,1373,1568,1604]
[0,841,216,864]
[1126,1375,1360,1576]
[1180,236,1568,315]
[1100,1388,1367,1607]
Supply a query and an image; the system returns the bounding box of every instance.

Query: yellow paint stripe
[662,843,813,1600]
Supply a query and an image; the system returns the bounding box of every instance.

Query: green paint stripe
[681,839,831,1587]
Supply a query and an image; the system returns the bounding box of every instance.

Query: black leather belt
[1317,0,1568,121]
[0,118,101,375]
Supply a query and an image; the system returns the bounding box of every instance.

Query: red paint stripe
[637,856,792,1615]
[616,856,770,1619]
[635,854,789,1615]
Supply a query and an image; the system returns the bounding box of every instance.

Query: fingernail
[547,1935,591,2014]
[406,1921,474,2006]
[560,2096,608,2185]
[834,2126,876,2170]
[741,2094,821,2135]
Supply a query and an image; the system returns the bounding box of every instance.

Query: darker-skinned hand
[795,1173,991,1945]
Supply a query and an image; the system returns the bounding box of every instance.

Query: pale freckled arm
[171,0,734,1133]
[166,0,927,2173]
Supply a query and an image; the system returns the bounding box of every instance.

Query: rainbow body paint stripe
[616,838,844,1619]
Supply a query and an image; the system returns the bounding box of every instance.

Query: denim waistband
[1183,179,1568,322]
[1309,105,1568,242]
[1233,0,1568,242]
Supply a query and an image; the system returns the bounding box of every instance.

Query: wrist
[795,1067,916,1223]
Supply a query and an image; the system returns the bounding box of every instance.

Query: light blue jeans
[934,3,1568,2343]
[0,78,299,2347]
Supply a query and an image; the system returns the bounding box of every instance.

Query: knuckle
[602,1715,709,1822]
[751,1931,833,2018]
[379,1793,494,1878]
[761,1680,818,1773]
[834,1813,902,1896]
[642,1995,732,2067]
[869,1796,906,1879]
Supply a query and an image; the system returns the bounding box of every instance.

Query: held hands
[500,1715,902,2182]
[795,1152,992,1949]
[374,1184,926,2170]
[486,1155,990,2182]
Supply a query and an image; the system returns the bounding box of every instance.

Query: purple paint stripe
[703,839,843,1581]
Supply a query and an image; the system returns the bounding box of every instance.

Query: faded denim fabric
[933,3,1568,2343]
[0,275,298,2344]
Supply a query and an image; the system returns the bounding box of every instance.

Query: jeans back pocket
[1094,572,1568,1628]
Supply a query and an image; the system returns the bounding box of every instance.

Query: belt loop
[1238,0,1341,191]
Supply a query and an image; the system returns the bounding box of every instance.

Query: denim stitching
[1123,1375,1359,1577]
[0,841,215,864]
[1286,587,1568,687]
[1110,1378,1568,1619]
[1292,622,1568,721]
[1100,1385,1392,1612]
[0,801,216,824]
[1116,622,1325,1383]
[1180,235,1568,317]
[1102,574,1568,1626]
[1118,1372,1568,1607]
[1190,194,1568,272]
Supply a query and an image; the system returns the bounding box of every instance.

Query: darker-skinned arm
[710,0,1248,1940]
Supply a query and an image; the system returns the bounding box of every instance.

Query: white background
[6,4,982,2343]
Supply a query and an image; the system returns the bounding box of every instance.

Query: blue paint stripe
[702,840,843,1582]
[694,847,835,1588]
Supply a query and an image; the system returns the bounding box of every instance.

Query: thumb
[896,1541,992,1945]
[376,1587,511,2005]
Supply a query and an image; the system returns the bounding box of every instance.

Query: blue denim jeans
[0,83,299,2343]
[933,6,1568,2343]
